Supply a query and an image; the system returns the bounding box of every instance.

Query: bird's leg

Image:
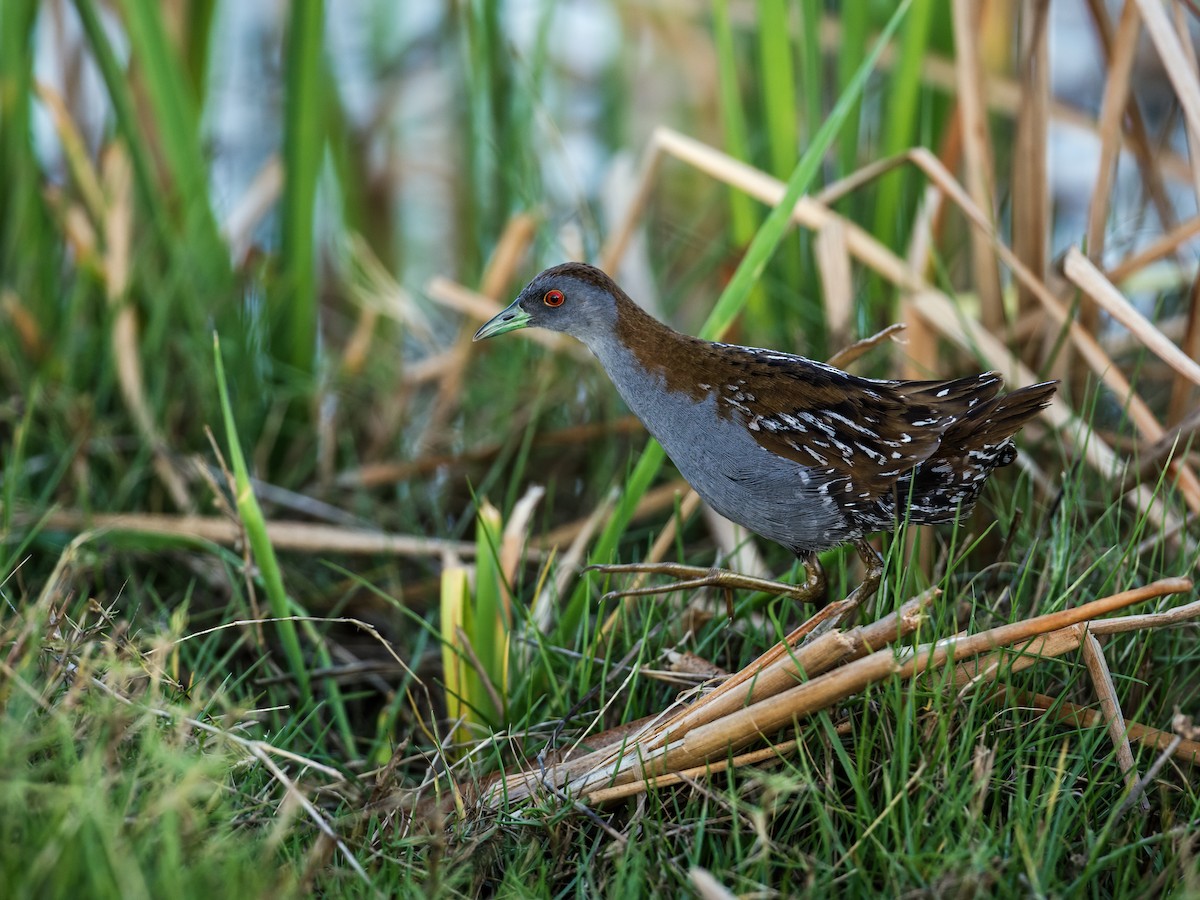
[843,538,884,608]
[588,552,827,616]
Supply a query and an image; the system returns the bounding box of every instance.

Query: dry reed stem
[1104,215,1200,284]
[951,0,1004,331]
[901,185,942,382]
[34,83,105,224]
[480,212,538,299]
[688,867,739,900]
[1084,0,1140,272]
[955,626,1087,688]
[587,740,799,805]
[815,218,853,349]
[623,592,935,753]
[1064,248,1200,389]
[808,13,1194,183]
[824,323,907,370]
[1134,0,1200,142]
[28,509,543,559]
[1080,632,1149,812]
[601,136,667,272]
[220,155,283,264]
[499,485,545,625]
[955,594,1200,693]
[1084,0,1181,234]
[1062,250,1200,512]
[57,198,101,274]
[401,350,458,386]
[101,145,194,513]
[0,290,45,360]
[1172,1,1200,208]
[1169,275,1200,426]
[1088,596,1200,633]
[1013,0,1051,317]
[550,579,1191,802]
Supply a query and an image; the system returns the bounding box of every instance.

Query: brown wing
[701,343,1005,503]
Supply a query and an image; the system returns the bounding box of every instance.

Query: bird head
[473,262,623,345]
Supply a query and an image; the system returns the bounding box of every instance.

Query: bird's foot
[843,538,884,610]
[587,555,826,619]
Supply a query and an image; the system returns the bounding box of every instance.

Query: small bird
[474,262,1056,607]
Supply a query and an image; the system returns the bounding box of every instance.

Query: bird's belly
[631,391,850,553]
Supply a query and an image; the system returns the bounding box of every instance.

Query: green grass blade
[116,0,214,227]
[702,0,912,340]
[72,0,175,249]
[278,0,326,373]
[871,0,936,250]
[472,500,505,724]
[112,0,229,286]
[182,0,217,102]
[759,0,803,318]
[212,334,310,700]
[835,5,870,181]
[712,0,757,243]
[797,0,823,146]
[712,0,771,333]
[0,0,47,290]
[758,4,798,136]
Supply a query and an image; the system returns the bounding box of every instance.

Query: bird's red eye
[543,289,565,307]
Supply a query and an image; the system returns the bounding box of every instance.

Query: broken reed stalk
[481,578,1192,809]
[955,595,1200,688]
[488,592,935,804]
[27,509,518,560]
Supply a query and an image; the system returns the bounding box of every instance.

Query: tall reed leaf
[872,0,935,251]
[212,334,310,700]
[73,0,178,256]
[116,0,225,271]
[0,0,45,285]
[712,0,758,244]
[758,0,803,327]
[279,0,325,373]
[835,6,870,181]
